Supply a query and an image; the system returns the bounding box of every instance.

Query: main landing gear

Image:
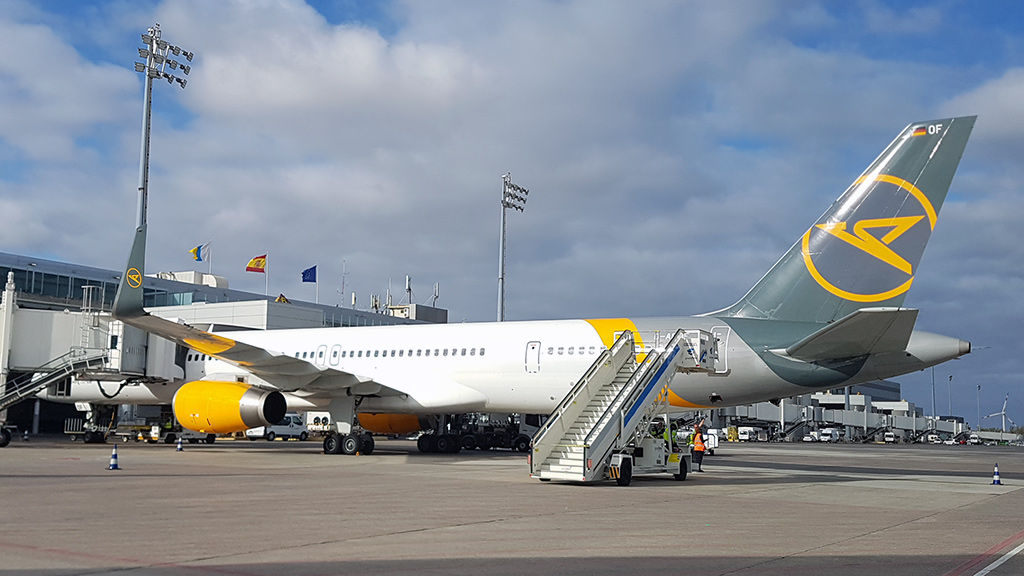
[323,432,375,455]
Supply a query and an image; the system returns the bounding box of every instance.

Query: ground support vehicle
[608,435,692,487]
[245,413,309,441]
[451,413,542,452]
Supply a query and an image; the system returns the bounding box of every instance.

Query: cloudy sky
[1,0,1022,426]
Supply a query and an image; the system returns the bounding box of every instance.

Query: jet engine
[358,413,433,435]
[174,381,286,434]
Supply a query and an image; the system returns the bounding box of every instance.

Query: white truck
[245,413,309,441]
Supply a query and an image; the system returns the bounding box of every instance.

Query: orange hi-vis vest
[694,430,706,452]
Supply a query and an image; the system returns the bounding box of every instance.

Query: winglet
[112,224,147,319]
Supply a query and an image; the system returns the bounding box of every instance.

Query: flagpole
[207,239,212,275]
[316,263,320,304]
[265,252,269,296]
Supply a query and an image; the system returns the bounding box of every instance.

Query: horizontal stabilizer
[782,308,919,361]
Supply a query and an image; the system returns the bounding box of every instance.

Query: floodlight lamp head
[181,65,191,75]
[177,78,187,89]
[142,34,153,43]
[138,48,150,58]
[134,62,146,73]
[170,46,181,56]
[185,51,194,62]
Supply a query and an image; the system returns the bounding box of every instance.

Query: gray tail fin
[112,224,148,319]
[719,116,975,323]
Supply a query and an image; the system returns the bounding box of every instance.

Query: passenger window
[547,347,554,355]
[568,347,574,355]
[480,348,486,356]
[319,350,324,359]
[332,350,338,358]
[589,346,595,354]
[390,350,396,357]
[399,350,404,357]
[374,350,379,357]
[302,352,308,359]
[461,348,466,356]
[434,349,439,356]
[294,353,299,358]
[417,350,422,357]
[557,347,564,355]
[443,349,448,357]
[408,350,413,357]
[470,348,476,356]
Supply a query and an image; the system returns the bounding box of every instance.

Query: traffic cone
[992,463,1001,485]
[176,437,183,452]
[107,445,120,471]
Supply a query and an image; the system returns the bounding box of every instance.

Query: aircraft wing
[120,312,400,394]
[780,307,919,361]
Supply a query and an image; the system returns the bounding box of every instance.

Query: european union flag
[301,265,317,283]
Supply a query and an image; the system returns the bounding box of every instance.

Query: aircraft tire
[417,434,437,453]
[341,434,359,455]
[434,434,452,453]
[323,433,343,454]
[616,458,633,486]
[0,428,11,448]
[359,434,375,455]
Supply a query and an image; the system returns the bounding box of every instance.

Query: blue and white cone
[176,436,183,452]
[108,445,120,470]
[992,463,1002,485]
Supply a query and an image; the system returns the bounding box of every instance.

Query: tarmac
[2,435,1023,576]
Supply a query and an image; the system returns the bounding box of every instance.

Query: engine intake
[174,381,286,434]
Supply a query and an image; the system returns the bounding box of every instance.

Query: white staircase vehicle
[531,328,716,483]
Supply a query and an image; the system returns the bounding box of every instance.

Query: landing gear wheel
[513,435,531,453]
[417,434,438,453]
[0,428,11,448]
[673,458,688,481]
[433,434,452,453]
[616,458,633,487]
[299,431,308,441]
[323,433,343,454]
[341,434,359,455]
[360,434,375,455]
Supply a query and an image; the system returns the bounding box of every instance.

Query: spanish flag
[246,254,267,273]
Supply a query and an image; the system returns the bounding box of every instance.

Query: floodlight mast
[497,173,529,322]
[134,23,194,229]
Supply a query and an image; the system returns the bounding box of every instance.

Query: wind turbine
[985,393,1016,433]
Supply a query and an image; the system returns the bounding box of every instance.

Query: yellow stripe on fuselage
[584,318,644,351]
[667,389,711,409]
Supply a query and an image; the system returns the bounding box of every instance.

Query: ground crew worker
[692,418,706,472]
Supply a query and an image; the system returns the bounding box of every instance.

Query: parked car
[883,431,896,444]
[245,413,309,441]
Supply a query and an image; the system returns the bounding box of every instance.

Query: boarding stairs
[530,328,715,482]
[0,348,109,412]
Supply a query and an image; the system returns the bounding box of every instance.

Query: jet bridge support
[530,328,716,485]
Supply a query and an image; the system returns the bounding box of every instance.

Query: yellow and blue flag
[188,244,204,262]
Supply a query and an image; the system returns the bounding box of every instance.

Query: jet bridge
[530,328,716,483]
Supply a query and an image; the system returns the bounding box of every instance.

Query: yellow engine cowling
[358,413,432,435]
[174,381,287,434]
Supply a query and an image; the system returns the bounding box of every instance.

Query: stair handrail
[0,348,109,409]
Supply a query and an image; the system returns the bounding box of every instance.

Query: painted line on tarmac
[943,527,1024,576]
[973,541,1024,576]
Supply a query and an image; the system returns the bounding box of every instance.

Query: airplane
[108,115,976,455]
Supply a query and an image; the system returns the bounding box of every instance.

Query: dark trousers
[692,449,704,467]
